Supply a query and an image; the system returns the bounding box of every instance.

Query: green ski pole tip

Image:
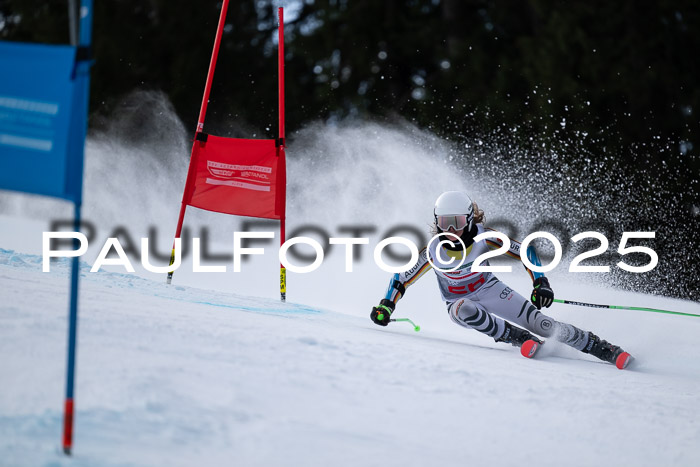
[414,326,420,332]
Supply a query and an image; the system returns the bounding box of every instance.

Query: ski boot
[496,321,544,358]
[583,333,633,370]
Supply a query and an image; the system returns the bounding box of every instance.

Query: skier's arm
[525,245,554,309]
[370,247,433,326]
[483,228,537,280]
[483,228,554,309]
[385,247,433,305]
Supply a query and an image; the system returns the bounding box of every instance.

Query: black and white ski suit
[382,224,590,350]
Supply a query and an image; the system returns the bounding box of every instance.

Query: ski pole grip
[375,304,393,323]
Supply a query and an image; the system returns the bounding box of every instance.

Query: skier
[370,191,632,369]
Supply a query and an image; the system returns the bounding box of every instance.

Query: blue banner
[0,41,86,203]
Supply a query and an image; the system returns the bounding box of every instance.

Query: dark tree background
[1,1,697,156]
[1,0,699,298]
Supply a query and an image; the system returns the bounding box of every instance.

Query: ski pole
[377,308,421,331]
[390,318,421,332]
[554,298,700,318]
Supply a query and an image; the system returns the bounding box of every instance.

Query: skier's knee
[448,299,502,338]
[448,299,479,324]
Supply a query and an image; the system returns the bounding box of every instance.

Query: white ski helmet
[434,191,474,232]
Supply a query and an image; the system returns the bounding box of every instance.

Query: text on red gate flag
[183,134,285,220]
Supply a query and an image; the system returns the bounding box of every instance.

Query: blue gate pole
[62,0,92,455]
[62,203,82,455]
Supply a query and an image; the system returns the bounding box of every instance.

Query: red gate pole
[168,0,231,284]
[278,7,287,301]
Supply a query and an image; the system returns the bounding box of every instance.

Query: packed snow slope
[1,246,700,467]
[2,104,700,466]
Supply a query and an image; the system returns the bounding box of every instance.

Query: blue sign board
[0,41,86,203]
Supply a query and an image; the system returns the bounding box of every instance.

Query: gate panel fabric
[184,135,284,220]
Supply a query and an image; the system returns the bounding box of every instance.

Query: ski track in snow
[1,247,700,467]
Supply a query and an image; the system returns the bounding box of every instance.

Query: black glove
[370,299,395,326]
[531,276,554,309]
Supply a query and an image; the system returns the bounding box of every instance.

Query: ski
[520,339,541,358]
[519,340,633,370]
[615,351,634,370]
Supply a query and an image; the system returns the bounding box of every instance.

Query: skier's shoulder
[473,224,513,251]
[479,224,511,241]
[474,223,493,240]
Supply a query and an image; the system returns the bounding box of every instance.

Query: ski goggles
[436,214,472,231]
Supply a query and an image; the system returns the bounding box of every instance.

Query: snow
[2,117,700,466]
[2,230,700,466]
